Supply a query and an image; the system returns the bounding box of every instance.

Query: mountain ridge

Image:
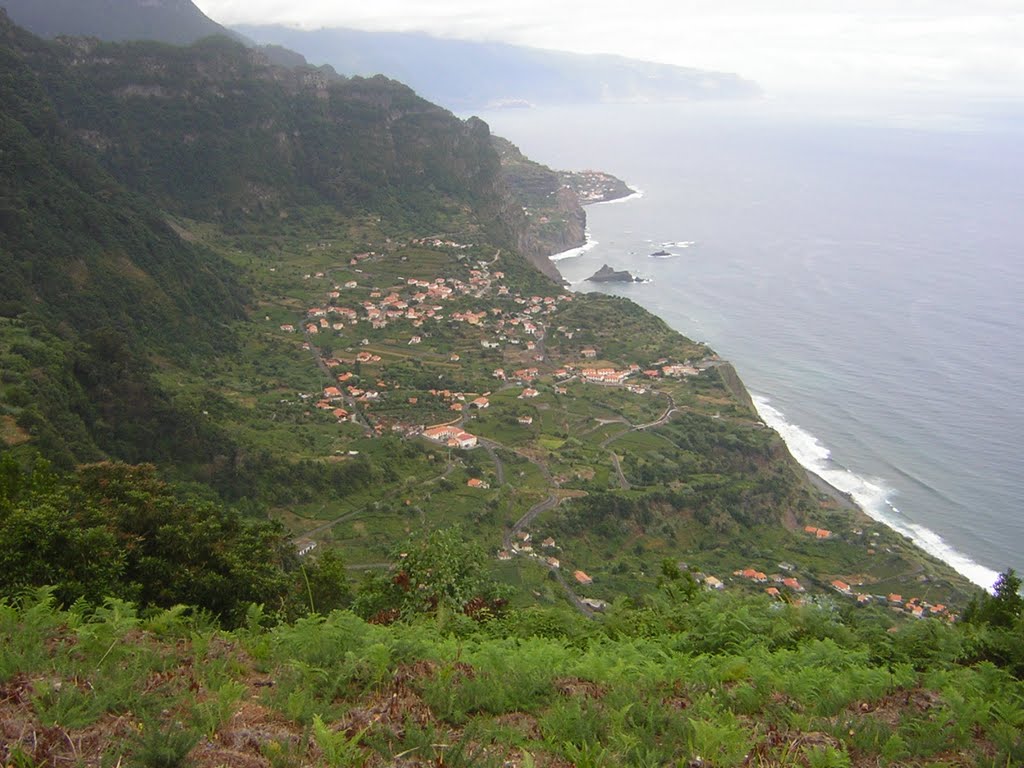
[233,24,762,109]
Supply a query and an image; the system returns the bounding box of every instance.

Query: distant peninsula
[232,24,762,110]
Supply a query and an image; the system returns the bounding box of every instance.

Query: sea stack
[586,264,642,283]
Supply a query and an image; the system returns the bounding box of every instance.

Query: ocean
[474,100,1024,590]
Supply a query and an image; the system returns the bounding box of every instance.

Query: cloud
[194,0,1024,97]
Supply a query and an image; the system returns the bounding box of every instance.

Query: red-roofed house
[783,578,805,592]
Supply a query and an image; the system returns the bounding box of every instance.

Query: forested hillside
[0,15,248,466]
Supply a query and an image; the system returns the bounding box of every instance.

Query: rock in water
[586,264,641,283]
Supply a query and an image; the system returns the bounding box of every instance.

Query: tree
[0,459,300,626]
[294,549,352,617]
[966,569,1024,630]
[962,569,1024,679]
[353,526,508,622]
[658,558,698,602]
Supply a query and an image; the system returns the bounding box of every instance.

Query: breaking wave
[753,395,1000,592]
[549,230,599,262]
[594,187,644,205]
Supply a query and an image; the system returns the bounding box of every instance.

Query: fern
[311,714,367,768]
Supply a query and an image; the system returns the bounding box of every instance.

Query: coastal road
[479,434,592,615]
[549,565,595,616]
[504,493,561,551]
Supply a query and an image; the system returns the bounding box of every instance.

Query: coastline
[803,467,860,514]
[753,394,998,592]
[542,209,870,526]
[547,186,996,595]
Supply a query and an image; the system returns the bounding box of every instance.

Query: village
[262,235,968,619]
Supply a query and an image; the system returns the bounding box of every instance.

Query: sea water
[474,100,1024,589]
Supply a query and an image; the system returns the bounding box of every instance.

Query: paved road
[481,442,506,486]
[301,328,373,434]
[504,493,560,551]
[610,452,631,490]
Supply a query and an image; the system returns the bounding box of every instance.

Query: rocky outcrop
[716,362,757,415]
[585,264,641,283]
[491,135,632,283]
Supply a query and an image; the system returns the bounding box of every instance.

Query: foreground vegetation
[1,581,1022,768]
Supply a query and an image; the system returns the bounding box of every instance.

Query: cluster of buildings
[283,258,577,355]
[730,564,955,619]
[829,582,953,619]
[410,237,473,250]
[732,568,807,594]
[422,424,478,449]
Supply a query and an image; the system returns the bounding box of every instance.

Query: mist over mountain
[0,0,759,110]
[1,0,236,45]
[234,25,761,110]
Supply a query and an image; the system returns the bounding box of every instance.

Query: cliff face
[497,184,584,283]
[716,362,758,415]
[1,12,603,293]
[492,135,640,283]
[0,27,510,242]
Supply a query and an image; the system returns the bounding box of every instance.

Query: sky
[192,0,1024,100]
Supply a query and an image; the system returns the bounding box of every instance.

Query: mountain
[0,0,234,45]
[233,25,761,110]
[0,12,984,634]
[6,28,512,240]
[0,11,250,467]
[0,11,575,466]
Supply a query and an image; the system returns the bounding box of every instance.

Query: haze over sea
[476,100,1024,591]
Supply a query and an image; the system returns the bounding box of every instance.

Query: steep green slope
[0,15,250,466]
[0,27,245,340]
[7,30,514,243]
